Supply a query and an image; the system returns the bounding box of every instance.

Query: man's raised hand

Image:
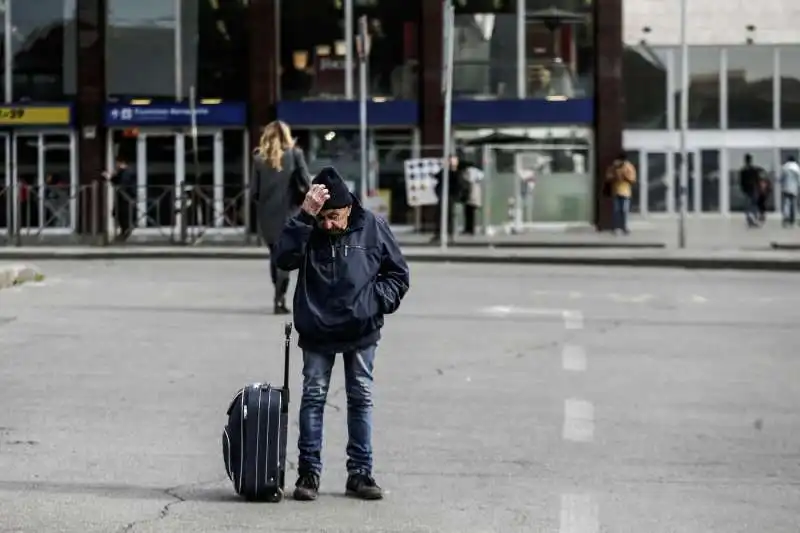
[301,184,330,216]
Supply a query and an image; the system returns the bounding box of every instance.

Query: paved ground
[3,215,800,251]
[1,261,799,532]
[2,246,800,272]
[396,216,800,250]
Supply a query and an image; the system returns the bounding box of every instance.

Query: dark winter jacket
[739,164,764,197]
[272,194,410,353]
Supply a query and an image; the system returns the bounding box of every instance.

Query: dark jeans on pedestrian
[462,203,477,235]
[267,243,289,305]
[297,344,376,476]
[782,192,797,226]
[745,193,760,227]
[612,195,630,233]
[114,190,135,240]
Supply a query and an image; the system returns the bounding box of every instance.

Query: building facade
[623,0,800,217]
[0,0,624,241]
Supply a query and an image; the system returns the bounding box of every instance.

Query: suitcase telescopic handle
[283,321,292,397]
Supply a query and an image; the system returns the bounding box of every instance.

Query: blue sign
[276,100,418,127]
[452,99,593,125]
[105,102,247,127]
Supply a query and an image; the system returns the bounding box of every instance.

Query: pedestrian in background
[103,155,136,242]
[739,154,764,228]
[250,120,310,314]
[461,165,483,236]
[779,155,800,227]
[431,153,469,242]
[604,152,637,235]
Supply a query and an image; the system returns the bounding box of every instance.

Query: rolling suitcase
[222,322,292,502]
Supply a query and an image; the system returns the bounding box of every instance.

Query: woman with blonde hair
[250,120,310,314]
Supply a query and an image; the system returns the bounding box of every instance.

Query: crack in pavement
[117,480,215,533]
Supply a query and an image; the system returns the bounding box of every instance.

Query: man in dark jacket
[739,154,765,228]
[273,167,410,502]
[104,156,136,242]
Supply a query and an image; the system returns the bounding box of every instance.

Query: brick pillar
[76,0,107,240]
[417,0,444,230]
[248,0,278,151]
[419,0,443,158]
[593,0,623,231]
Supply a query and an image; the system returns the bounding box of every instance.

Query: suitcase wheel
[266,488,283,503]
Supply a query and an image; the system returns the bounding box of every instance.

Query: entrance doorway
[0,131,77,238]
[480,142,593,232]
[106,129,248,239]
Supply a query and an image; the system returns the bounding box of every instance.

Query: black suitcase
[222,322,291,502]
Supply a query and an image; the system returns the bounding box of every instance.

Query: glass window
[726,46,775,129]
[107,0,177,98]
[525,0,592,99]
[780,148,799,163]
[180,0,248,100]
[373,129,413,223]
[623,46,668,129]
[280,0,345,100]
[727,148,774,212]
[454,0,518,99]
[354,0,419,99]
[778,46,800,128]
[700,149,720,213]
[624,150,641,213]
[687,47,721,129]
[646,151,667,213]
[9,0,77,101]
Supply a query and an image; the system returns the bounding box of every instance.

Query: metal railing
[107,183,252,245]
[0,182,103,246]
[0,181,255,247]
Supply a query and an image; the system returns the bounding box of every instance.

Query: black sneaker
[293,472,319,501]
[274,303,291,315]
[345,473,383,500]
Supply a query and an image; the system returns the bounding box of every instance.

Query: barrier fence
[0,140,595,245]
[0,181,256,247]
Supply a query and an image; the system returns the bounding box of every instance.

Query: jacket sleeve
[624,163,637,183]
[374,218,410,315]
[273,210,316,271]
[295,148,312,189]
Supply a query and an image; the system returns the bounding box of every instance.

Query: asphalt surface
[1,261,799,533]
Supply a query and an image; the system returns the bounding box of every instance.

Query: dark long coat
[250,148,310,246]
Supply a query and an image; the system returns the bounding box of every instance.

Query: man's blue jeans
[782,192,797,225]
[297,344,376,476]
[745,193,760,226]
[612,195,630,233]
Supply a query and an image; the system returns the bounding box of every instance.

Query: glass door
[137,132,178,231]
[41,133,75,231]
[9,132,76,235]
[644,151,668,214]
[0,134,10,236]
[13,134,40,232]
[182,131,220,231]
[134,130,224,238]
[672,151,698,214]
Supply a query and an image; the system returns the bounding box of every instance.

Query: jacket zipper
[329,237,337,280]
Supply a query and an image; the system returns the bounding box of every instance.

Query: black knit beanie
[312,166,353,210]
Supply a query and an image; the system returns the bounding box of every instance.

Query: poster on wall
[403,158,440,207]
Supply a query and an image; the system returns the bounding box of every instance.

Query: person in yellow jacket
[605,152,637,234]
